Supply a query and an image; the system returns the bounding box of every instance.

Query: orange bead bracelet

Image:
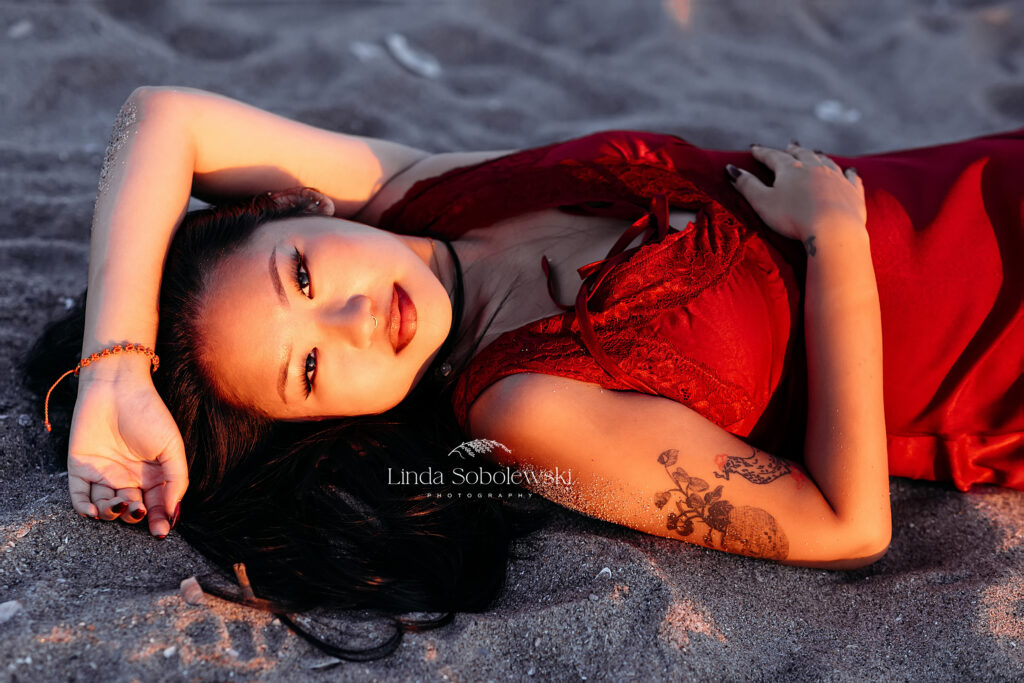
[43,343,160,433]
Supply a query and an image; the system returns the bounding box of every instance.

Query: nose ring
[370,314,378,329]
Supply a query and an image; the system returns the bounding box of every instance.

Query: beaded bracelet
[43,343,160,433]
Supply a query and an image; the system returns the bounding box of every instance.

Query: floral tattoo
[653,449,789,560]
[713,447,806,488]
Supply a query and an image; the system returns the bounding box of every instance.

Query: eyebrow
[269,246,289,308]
[270,246,291,404]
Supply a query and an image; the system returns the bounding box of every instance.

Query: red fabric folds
[547,192,675,396]
[378,129,1024,491]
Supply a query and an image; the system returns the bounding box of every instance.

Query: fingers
[784,141,821,165]
[845,166,862,188]
[143,484,171,539]
[725,163,770,207]
[69,476,98,519]
[142,433,189,538]
[159,435,190,534]
[793,143,842,173]
[749,144,797,173]
[753,141,842,173]
[91,483,123,521]
[116,487,147,524]
[814,151,842,173]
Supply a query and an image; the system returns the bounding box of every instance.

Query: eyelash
[291,247,312,298]
[291,247,316,398]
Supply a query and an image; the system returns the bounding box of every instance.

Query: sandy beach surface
[2,0,1022,680]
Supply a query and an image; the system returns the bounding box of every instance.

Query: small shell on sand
[179,576,206,606]
[385,33,442,79]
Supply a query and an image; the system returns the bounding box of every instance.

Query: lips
[389,283,417,353]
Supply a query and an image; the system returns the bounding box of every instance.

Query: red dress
[378,129,1024,492]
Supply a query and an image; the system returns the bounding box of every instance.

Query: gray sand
[1,1,1022,680]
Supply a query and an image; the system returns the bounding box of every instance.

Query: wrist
[48,342,158,432]
[802,219,870,258]
[804,214,868,240]
[75,343,159,384]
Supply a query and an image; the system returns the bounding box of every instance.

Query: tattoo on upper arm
[653,449,789,561]
[804,235,817,257]
[713,447,805,488]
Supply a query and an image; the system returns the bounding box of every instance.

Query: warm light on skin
[665,0,692,28]
[197,215,454,419]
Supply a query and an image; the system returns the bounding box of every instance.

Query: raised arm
[468,142,889,568]
[87,84,433,355]
[72,86,520,536]
[72,86,433,535]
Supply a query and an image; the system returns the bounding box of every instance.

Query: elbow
[836,500,893,569]
[128,85,176,111]
[836,523,892,569]
[856,508,892,563]
[122,86,190,133]
[128,85,167,105]
[845,534,891,569]
[791,522,891,571]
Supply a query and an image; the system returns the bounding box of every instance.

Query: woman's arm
[85,84,433,356]
[797,216,888,530]
[731,144,888,535]
[467,143,889,567]
[470,373,887,568]
[71,86,430,533]
[73,86,517,534]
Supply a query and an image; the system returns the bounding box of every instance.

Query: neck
[411,232,513,372]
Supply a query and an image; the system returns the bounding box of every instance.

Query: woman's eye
[292,247,312,298]
[303,349,317,397]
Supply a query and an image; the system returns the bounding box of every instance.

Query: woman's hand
[726,142,866,242]
[67,359,189,538]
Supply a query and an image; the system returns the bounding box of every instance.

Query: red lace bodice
[379,131,805,455]
[378,128,1024,491]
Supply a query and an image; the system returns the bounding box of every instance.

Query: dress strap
[539,192,672,394]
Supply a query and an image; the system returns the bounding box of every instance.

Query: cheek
[314,361,395,417]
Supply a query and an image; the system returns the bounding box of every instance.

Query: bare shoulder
[468,373,623,449]
[467,372,688,469]
[354,149,517,225]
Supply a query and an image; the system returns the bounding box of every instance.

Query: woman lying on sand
[28,86,1022,658]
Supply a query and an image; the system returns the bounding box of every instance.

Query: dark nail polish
[156,533,168,540]
[130,508,146,521]
[111,502,127,515]
[169,502,181,530]
[725,164,742,180]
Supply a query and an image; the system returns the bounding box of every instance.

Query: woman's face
[197,215,453,419]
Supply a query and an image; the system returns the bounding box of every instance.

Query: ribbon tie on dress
[540,192,673,395]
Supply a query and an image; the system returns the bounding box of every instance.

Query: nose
[319,295,375,349]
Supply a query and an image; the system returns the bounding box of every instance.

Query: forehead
[246,215,332,246]
[263,212,369,237]
[198,237,290,410]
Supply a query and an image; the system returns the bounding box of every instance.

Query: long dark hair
[24,191,551,661]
